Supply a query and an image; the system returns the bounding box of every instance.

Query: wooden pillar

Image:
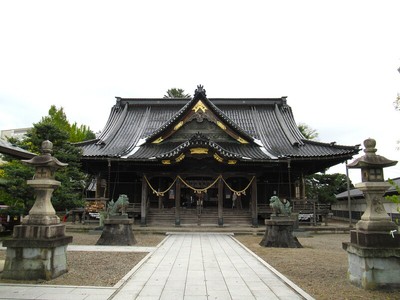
[107,159,111,200]
[95,173,102,198]
[141,175,148,226]
[251,176,258,227]
[301,173,306,200]
[218,177,223,226]
[287,159,292,200]
[175,178,181,226]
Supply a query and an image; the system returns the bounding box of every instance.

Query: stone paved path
[0,233,314,300]
[111,233,313,300]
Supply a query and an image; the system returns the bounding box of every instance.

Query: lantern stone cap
[22,140,68,169]
[347,138,397,169]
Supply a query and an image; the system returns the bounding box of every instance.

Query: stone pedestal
[342,181,400,290]
[259,217,302,248]
[343,225,400,290]
[2,224,72,280]
[22,179,61,226]
[96,216,137,246]
[1,140,72,281]
[343,242,400,290]
[355,182,398,232]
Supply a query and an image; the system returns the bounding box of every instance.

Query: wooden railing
[126,203,141,214]
[257,199,332,225]
[292,200,331,214]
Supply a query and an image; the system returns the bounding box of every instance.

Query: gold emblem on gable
[174,121,183,131]
[175,153,185,162]
[237,137,248,144]
[152,137,164,144]
[217,121,226,130]
[213,153,223,162]
[192,100,207,113]
[190,148,208,155]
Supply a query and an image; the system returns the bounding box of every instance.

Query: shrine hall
[77,85,360,226]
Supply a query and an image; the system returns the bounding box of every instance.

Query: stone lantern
[22,140,68,226]
[2,140,73,280]
[343,138,400,290]
[347,138,398,232]
[350,138,389,182]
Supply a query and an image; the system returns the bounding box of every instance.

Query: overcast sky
[1,0,400,183]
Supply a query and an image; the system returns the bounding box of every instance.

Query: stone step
[146,209,252,226]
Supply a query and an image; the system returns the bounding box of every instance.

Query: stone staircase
[146,208,252,227]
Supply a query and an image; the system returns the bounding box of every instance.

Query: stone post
[218,177,223,226]
[175,178,181,226]
[343,138,400,290]
[2,140,73,281]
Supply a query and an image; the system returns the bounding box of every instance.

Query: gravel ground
[1,232,400,299]
[0,232,165,287]
[235,233,400,300]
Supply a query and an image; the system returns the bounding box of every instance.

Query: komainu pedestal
[260,217,302,248]
[96,195,137,246]
[96,217,137,245]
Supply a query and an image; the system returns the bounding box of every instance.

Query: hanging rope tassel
[144,175,177,197]
[144,175,255,197]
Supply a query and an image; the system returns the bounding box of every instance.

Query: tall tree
[297,123,354,203]
[394,93,400,111]
[42,106,70,133]
[0,106,92,212]
[298,122,319,140]
[0,160,34,213]
[69,122,96,143]
[163,88,190,99]
[40,105,95,143]
[305,173,352,204]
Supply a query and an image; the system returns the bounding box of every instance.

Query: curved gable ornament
[150,85,251,145]
[158,132,238,165]
[194,84,207,98]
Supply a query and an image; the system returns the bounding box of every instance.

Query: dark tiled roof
[78,90,360,163]
[335,177,400,199]
[0,139,36,159]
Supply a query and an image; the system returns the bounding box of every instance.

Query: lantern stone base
[259,217,302,248]
[2,224,72,281]
[343,241,400,290]
[350,229,400,248]
[96,217,137,246]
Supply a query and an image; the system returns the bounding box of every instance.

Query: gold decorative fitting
[190,148,209,155]
[175,153,185,162]
[237,137,248,144]
[213,153,223,162]
[162,160,171,165]
[228,160,237,165]
[152,137,164,144]
[174,121,183,131]
[193,100,207,113]
[217,121,226,130]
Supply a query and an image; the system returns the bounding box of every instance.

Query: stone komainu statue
[108,194,129,216]
[269,195,292,216]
